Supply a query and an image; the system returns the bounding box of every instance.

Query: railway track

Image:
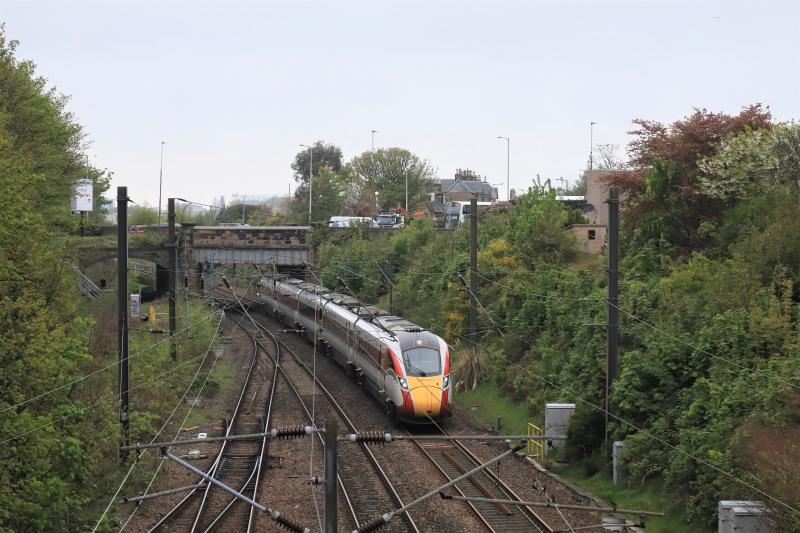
[409,422,554,533]
[148,318,279,532]
[211,288,607,532]
[243,310,420,533]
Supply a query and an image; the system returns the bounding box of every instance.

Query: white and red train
[258,276,451,423]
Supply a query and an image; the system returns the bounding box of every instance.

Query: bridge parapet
[190,226,309,249]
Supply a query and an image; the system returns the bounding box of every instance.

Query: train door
[346,323,355,366]
[381,346,403,409]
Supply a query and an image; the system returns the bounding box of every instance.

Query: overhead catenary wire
[119,314,244,532]
[607,300,800,391]
[453,334,800,517]
[0,305,231,416]
[0,312,229,448]
[287,264,800,517]
[92,309,226,531]
[302,266,325,532]
[311,261,800,394]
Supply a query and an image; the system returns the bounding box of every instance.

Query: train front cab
[391,342,451,423]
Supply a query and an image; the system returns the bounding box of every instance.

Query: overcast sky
[1,0,798,207]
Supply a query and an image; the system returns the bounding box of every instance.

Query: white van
[328,216,377,228]
[445,201,492,227]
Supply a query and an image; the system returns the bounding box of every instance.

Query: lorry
[375,212,405,229]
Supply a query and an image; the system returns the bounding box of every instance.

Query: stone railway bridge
[75,224,312,294]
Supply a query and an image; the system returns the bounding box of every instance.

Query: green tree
[128,206,159,225]
[602,105,772,252]
[0,27,118,530]
[698,123,800,200]
[348,147,436,212]
[291,141,342,186]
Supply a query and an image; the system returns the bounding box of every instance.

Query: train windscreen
[402,348,441,376]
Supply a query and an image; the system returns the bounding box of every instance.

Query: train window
[402,348,440,376]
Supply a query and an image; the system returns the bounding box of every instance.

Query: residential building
[566,224,607,255]
[583,169,612,226]
[430,169,498,204]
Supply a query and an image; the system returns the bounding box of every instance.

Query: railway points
[120,285,647,532]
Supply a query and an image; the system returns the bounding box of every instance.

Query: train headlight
[442,374,450,389]
[398,376,409,390]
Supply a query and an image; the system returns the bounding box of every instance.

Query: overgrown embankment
[317,110,800,529]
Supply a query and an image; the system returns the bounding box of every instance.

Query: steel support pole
[607,188,620,383]
[405,171,408,214]
[117,186,130,455]
[158,141,165,224]
[606,187,620,457]
[387,257,393,314]
[324,417,338,533]
[308,147,314,225]
[506,138,510,201]
[468,195,478,345]
[168,198,177,361]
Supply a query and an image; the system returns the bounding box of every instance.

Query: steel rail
[197,330,281,533]
[411,419,555,533]
[219,294,360,531]
[245,330,281,532]
[409,435,502,532]
[245,317,361,530]
[247,311,420,533]
[215,290,417,531]
[148,325,262,531]
[450,429,553,531]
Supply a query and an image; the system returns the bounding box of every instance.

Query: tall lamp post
[496,136,510,201]
[590,121,597,171]
[371,129,378,151]
[300,144,313,225]
[158,141,167,224]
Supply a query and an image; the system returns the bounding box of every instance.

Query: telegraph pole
[606,187,620,454]
[468,195,478,344]
[168,198,178,361]
[117,186,130,456]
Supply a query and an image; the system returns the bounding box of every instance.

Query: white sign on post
[71,181,93,212]
[130,294,141,317]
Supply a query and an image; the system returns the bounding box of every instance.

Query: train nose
[407,377,443,417]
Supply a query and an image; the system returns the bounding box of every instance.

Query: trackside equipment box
[544,403,575,453]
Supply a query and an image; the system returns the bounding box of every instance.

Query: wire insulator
[273,512,309,532]
[356,515,389,533]
[270,425,308,439]
[351,431,391,443]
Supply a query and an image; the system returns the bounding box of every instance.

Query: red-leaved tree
[602,105,772,252]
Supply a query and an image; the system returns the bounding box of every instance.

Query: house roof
[440,179,494,196]
[428,200,445,213]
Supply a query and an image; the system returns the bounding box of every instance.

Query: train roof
[268,277,427,333]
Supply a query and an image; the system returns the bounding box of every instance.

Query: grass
[455,383,534,436]
[551,463,713,532]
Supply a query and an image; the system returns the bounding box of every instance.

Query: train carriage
[258,277,451,422]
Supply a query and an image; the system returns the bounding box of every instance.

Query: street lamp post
[590,121,597,171]
[158,141,167,224]
[300,144,313,225]
[496,136,510,201]
[371,130,378,151]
